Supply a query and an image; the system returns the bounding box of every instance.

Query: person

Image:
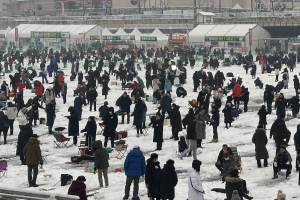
[215,144,234,173]
[275,93,287,119]
[120,92,132,124]
[220,151,238,181]
[264,89,274,114]
[93,140,109,188]
[270,115,290,153]
[293,75,299,97]
[103,107,118,148]
[252,124,269,168]
[257,105,268,129]
[6,102,18,135]
[170,104,182,140]
[123,144,146,200]
[80,116,97,147]
[131,99,144,137]
[46,100,56,134]
[16,124,33,165]
[74,93,86,120]
[145,153,161,200]
[67,176,87,200]
[29,96,44,127]
[98,101,109,119]
[88,86,98,111]
[275,190,286,200]
[241,87,250,112]
[158,159,178,200]
[232,82,242,109]
[149,112,164,150]
[61,81,67,104]
[182,108,194,129]
[254,77,264,89]
[273,145,292,179]
[17,106,32,127]
[211,106,220,142]
[179,117,197,160]
[160,91,172,116]
[195,107,211,148]
[0,111,9,144]
[222,103,233,129]
[44,86,55,105]
[23,134,43,187]
[66,106,79,145]
[187,160,204,200]
[294,124,300,171]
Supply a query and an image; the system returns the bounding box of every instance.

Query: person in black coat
[16,124,33,164]
[120,92,132,124]
[170,104,182,140]
[66,106,79,145]
[29,96,44,127]
[288,96,300,117]
[182,108,194,129]
[294,124,300,171]
[211,106,220,142]
[241,87,250,112]
[103,107,118,148]
[149,112,164,150]
[88,87,98,111]
[257,105,268,129]
[275,93,287,119]
[131,99,144,136]
[264,89,274,114]
[222,103,233,129]
[145,153,161,200]
[98,101,109,119]
[78,71,83,85]
[81,116,97,147]
[193,71,200,92]
[102,78,109,100]
[215,144,234,172]
[158,159,178,200]
[0,110,8,144]
[98,58,103,73]
[270,116,290,153]
[294,75,299,97]
[46,100,56,134]
[74,94,86,121]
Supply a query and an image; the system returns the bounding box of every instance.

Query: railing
[124,23,193,29]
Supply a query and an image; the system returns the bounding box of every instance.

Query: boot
[48,126,54,134]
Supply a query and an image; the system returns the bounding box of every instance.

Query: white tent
[231,3,244,10]
[130,28,142,40]
[114,28,128,36]
[150,28,168,46]
[102,28,112,35]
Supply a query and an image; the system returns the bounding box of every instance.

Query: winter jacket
[98,105,109,119]
[222,104,233,124]
[187,167,204,200]
[6,104,18,120]
[221,155,238,177]
[23,137,43,165]
[66,108,79,136]
[160,94,172,114]
[93,140,109,169]
[145,159,161,198]
[164,79,172,92]
[294,124,300,151]
[17,106,32,126]
[17,82,26,93]
[16,125,33,156]
[46,103,56,127]
[170,106,182,133]
[152,78,160,92]
[211,109,220,126]
[152,117,164,143]
[136,76,145,89]
[275,97,287,116]
[270,118,288,141]
[44,89,55,105]
[47,65,53,74]
[61,83,68,95]
[225,176,244,200]
[67,181,87,200]
[232,84,242,98]
[57,74,64,85]
[252,128,269,160]
[81,119,97,139]
[21,70,30,81]
[74,96,86,111]
[186,122,197,140]
[124,148,146,177]
[103,111,118,137]
[88,89,98,101]
[35,83,44,96]
[120,95,132,113]
[257,106,268,125]
[274,150,292,164]
[294,76,299,89]
[217,148,233,164]
[195,112,210,140]
[158,164,178,199]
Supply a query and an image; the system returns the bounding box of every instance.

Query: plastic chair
[0,160,8,177]
[53,133,71,148]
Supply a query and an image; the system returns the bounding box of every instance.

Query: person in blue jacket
[123,144,146,200]
[164,78,172,96]
[160,91,172,116]
[47,64,53,77]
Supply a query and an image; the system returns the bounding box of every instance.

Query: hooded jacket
[294,124,300,151]
[66,107,79,136]
[232,84,242,98]
[81,117,97,139]
[93,140,109,169]
[6,104,18,120]
[124,148,146,177]
[23,137,43,165]
[187,167,204,200]
[17,106,32,126]
[145,158,161,198]
[103,107,118,137]
[159,164,178,199]
[67,180,87,200]
[252,128,269,160]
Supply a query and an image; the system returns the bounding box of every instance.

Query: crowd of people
[0,45,298,200]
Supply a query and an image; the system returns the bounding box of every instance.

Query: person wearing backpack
[282,68,289,89]
[6,102,18,135]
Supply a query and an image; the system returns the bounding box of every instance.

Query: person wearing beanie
[65,106,79,145]
[272,145,292,179]
[179,117,197,160]
[252,124,269,168]
[80,116,97,147]
[145,153,161,200]
[120,92,132,124]
[68,176,87,200]
[188,160,204,200]
[98,101,109,120]
[158,159,178,200]
[149,112,164,151]
[103,107,118,148]
[123,144,146,200]
[270,114,290,153]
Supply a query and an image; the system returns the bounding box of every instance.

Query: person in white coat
[6,102,18,135]
[188,160,205,200]
[17,106,32,128]
[44,86,55,105]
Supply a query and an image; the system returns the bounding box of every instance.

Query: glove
[274,162,277,167]
[286,161,290,165]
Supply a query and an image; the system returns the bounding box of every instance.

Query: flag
[186,24,189,46]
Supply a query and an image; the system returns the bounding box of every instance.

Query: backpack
[282,73,287,80]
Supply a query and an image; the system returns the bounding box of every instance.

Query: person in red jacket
[35,81,44,98]
[17,80,26,98]
[232,83,242,109]
[68,176,87,200]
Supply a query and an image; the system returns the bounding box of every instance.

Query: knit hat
[231,190,241,200]
[277,190,286,199]
[180,136,186,141]
[133,144,140,149]
[166,159,174,166]
[21,107,28,114]
[104,101,108,106]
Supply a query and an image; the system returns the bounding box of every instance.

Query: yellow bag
[164,118,168,125]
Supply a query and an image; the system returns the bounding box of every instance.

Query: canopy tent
[150,28,168,46]
[188,25,216,44]
[130,28,142,40]
[230,3,247,12]
[102,27,112,35]
[114,28,128,36]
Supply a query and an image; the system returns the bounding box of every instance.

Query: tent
[114,28,128,36]
[102,28,112,35]
[130,28,142,40]
[230,3,247,12]
[150,28,168,46]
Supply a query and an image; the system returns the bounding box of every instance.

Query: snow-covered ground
[0,57,299,200]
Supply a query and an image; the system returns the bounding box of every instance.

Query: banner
[0,34,5,38]
[74,38,90,43]
[249,29,252,46]
[101,35,135,40]
[140,36,157,41]
[30,31,70,38]
[99,27,103,44]
[171,36,186,43]
[205,36,245,42]
[15,28,18,42]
